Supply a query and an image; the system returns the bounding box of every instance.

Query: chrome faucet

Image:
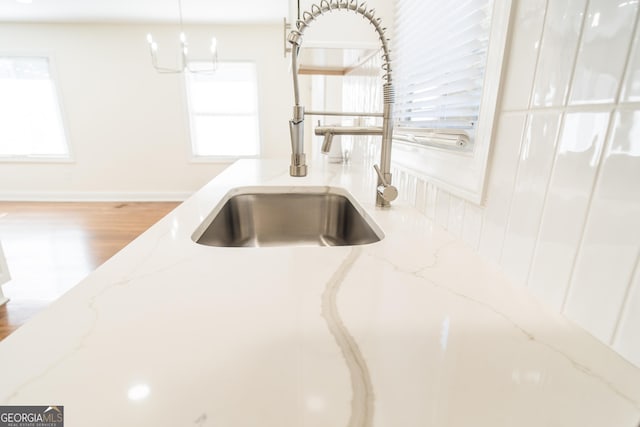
[287,0,398,207]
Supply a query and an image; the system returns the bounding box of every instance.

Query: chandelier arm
[146,0,218,74]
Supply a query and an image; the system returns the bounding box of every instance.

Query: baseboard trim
[0,192,191,202]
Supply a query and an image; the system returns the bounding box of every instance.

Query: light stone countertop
[0,159,639,427]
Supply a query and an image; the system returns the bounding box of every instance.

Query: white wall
[0,22,292,200]
[383,0,640,367]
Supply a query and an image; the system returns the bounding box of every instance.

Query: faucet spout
[288,34,307,177]
[315,126,382,154]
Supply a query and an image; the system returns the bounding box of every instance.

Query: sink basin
[193,187,383,247]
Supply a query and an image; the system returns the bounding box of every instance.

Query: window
[394,0,493,142]
[185,62,260,159]
[391,0,512,203]
[0,56,70,160]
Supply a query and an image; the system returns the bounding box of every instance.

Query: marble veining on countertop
[0,159,639,427]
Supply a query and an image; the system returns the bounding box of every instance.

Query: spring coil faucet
[287,0,398,207]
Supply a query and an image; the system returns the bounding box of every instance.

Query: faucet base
[376,196,392,208]
[289,153,308,177]
[290,164,308,177]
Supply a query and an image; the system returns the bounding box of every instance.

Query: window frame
[0,53,73,163]
[184,61,261,162]
[391,0,513,205]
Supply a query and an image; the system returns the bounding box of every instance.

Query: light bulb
[180,32,186,43]
[146,33,153,44]
[210,37,218,54]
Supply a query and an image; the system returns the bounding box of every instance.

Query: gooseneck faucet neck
[287,0,397,207]
[289,0,393,96]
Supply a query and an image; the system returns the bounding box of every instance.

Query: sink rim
[191,185,385,248]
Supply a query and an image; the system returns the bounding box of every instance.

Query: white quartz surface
[0,159,639,427]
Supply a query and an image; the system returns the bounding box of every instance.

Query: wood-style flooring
[0,202,180,341]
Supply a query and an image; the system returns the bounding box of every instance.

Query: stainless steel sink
[193,187,383,247]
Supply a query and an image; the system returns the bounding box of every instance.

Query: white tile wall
[500,0,547,110]
[381,0,640,366]
[569,0,638,105]
[564,110,640,343]
[531,0,586,107]
[478,113,526,263]
[623,24,640,101]
[527,112,609,310]
[614,256,640,366]
[500,113,561,285]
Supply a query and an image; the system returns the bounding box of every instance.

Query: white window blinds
[393,0,493,150]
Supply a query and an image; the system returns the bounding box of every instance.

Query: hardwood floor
[0,202,180,341]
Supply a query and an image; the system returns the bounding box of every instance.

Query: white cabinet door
[0,242,10,305]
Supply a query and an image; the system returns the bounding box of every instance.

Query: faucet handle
[373,164,398,203]
[373,164,390,186]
